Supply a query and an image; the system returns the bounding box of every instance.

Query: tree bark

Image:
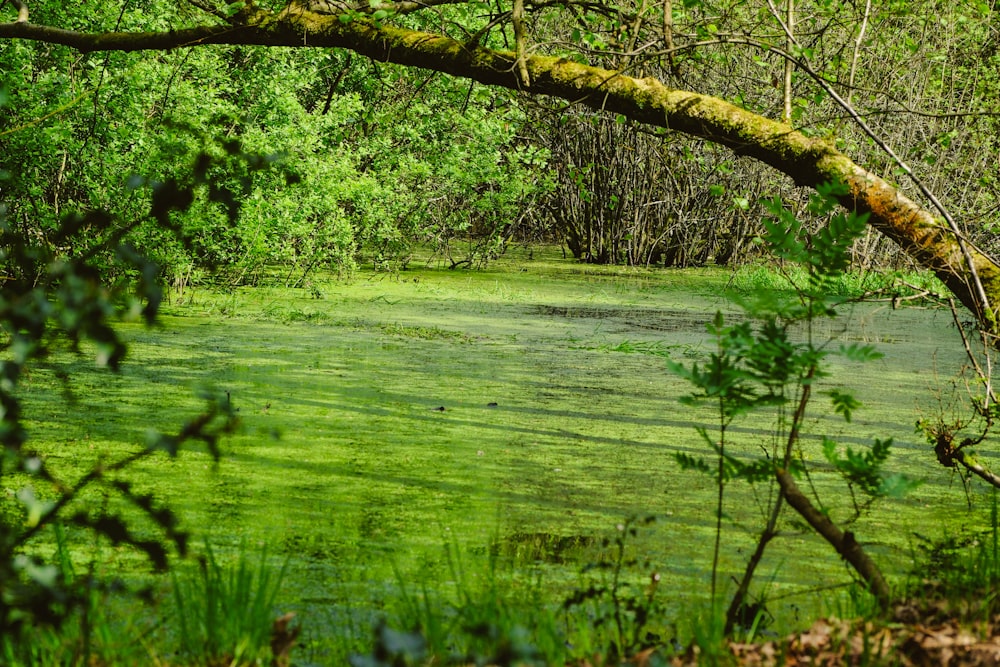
[2,6,998,330]
[511,0,530,87]
[775,468,891,607]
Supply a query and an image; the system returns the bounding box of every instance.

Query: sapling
[670,181,916,634]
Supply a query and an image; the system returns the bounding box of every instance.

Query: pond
[19,251,993,657]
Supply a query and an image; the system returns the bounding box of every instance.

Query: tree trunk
[776,468,891,607]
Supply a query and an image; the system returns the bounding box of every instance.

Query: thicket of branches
[529,0,999,267]
[3,1,998,277]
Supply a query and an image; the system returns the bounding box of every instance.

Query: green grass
[7,250,994,663]
[171,542,288,664]
[728,261,948,298]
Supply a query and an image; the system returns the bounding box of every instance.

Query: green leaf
[829,389,862,422]
[821,437,838,464]
[13,555,59,589]
[16,486,54,528]
[879,473,921,498]
[736,459,774,483]
[674,452,712,476]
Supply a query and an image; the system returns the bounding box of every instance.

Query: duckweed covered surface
[18,252,990,650]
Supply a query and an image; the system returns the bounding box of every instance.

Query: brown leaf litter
[668,611,1000,666]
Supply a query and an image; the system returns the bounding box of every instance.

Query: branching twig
[6,0,28,23]
[185,0,229,21]
[946,296,999,409]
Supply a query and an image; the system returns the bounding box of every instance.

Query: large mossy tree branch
[2,6,998,330]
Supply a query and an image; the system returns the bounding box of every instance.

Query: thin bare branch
[946,296,1000,408]
[185,0,229,20]
[512,0,530,87]
[846,0,871,107]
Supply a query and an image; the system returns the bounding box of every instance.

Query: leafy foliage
[0,27,553,287]
[0,128,277,647]
[670,182,911,630]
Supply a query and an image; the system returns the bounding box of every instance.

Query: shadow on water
[535,304,713,332]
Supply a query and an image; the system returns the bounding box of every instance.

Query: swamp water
[20,256,994,654]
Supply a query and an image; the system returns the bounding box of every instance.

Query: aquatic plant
[171,542,292,665]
